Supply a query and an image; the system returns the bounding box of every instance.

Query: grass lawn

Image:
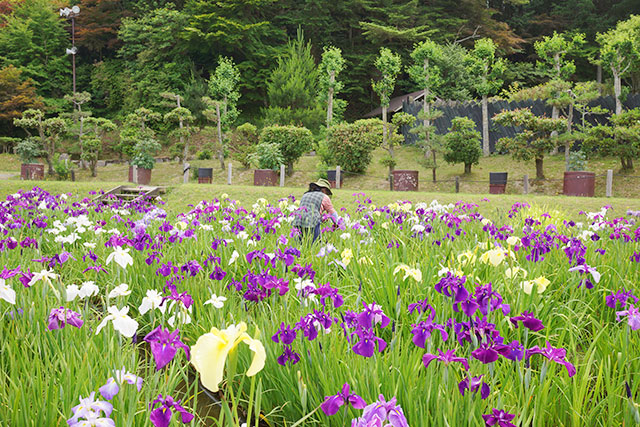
[2,146,639,199]
[1,180,639,220]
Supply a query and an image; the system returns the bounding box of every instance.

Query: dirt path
[0,172,17,180]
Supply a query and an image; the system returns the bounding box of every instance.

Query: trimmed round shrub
[443,117,482,174]
[326,119,384,173]
[259,125,313,174]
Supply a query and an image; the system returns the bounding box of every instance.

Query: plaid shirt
[293,191,325,228]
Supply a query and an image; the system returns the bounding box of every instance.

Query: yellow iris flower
[191,322,266,392]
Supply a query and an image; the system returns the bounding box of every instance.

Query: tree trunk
[535,157,545,180]
[287,161,293,177]
[613,67,622,115]
[326,71,335,128]
[91,161,97,177]
[431,150,437,182]
[46,152,53,176]
[565,103,574,172]
[596,58,602,96]
[423,60,431,158]
[383,106,392,190]
[482,95,489,156]
[464,163,471,174]
[79,115,86,169]
[550,105,559,155]
[216,103,224,170]
[622,157,634,172]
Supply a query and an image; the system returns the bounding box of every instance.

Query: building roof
[363,90,425,118]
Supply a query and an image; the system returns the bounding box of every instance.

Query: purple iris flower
[352,326,387,357]
[510,311,545,332]
[313,283,344,308]
[47,307,83,330]
[458,375,490,399]
[0,266,21,279]
[472,342,500,364]
[149,394,194,427]
[19,269,33,287]
[353,394,409,427]
[482,409,517,427]
[411,320,448,348]
[277,345,301,366]
[423,349,469,370]
[209,266,226,281]
[526,341,576,377]
[630,252,640,263]
[495,340,524,361]
[320,383,366,416]
[606,289,638,309]
[408,298,431,315]
[357,302,390,330]
[435,273,469,304]
[616,305,640,330]
[180,260,202,277]
[272,322,297,345]
[143,326,190,370]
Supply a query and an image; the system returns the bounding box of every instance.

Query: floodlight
[66,47,77,55]
[71,6,80,14]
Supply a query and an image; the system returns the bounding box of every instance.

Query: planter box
[21,163,44,180]
[137,168,152,185]
[128,165,134,183]
[489,172,508,194]
[563,171,595,197]
[253,169,278,186]
[198,168,213,184]
[392,170,419,191]
[327,170,344,188]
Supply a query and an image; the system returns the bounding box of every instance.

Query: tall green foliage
[443,117,482,174]
[265,29,321,130]
[0,0,70,107]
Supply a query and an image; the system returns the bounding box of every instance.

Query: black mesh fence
[401,94,640,152]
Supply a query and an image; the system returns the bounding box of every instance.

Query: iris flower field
[1,187,639,426]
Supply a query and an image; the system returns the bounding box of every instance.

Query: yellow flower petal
[244,337,266,377]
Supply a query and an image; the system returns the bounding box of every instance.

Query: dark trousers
[298,223,321,243]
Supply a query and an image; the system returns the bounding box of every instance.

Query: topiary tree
[597,16,640,115]
[131,138,161,170]
[15,137,43,164]
[229,123,259,169]
[162,92,197,167]
[326,119,384,174]
[493,108,565,180]
[443,117,482,174]
[13,109,67,175]
[203,56,240,170]
[259,125,313,175]
[466,38,505,156]
[82,117,116,177]
[372,47,402,188]
[582,108,640,172]
[117,107,161,161]
[317,46,346,128]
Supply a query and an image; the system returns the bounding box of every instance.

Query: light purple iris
[320,383,366,416]
[143,326,190,370]
[352,327,387,358]
[616,304,640,330]
[48,307,84,330]
[510,311,544,332]
[526,341,576,377]
[67,392,113,426]
[357,302,390,330]
[352,394,409,427]
[482,408,516,426]
[411,319,448,348]
[458,375,490,399]
[99,367,143,400]
[423,349,469,370]
[149,394,194,427]
[606,289,639,309]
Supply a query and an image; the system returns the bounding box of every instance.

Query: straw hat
[312,178,333,195]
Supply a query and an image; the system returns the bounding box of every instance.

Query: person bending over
[293,179,339,243]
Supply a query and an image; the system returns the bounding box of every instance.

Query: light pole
[60,6,80,96]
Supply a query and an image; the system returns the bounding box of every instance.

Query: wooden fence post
[606,169,613,197]
[132,165,138,184]
[336,166,341,189]
[280,164,285,187]
[227,163,232,185]
[523,174,529,194]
